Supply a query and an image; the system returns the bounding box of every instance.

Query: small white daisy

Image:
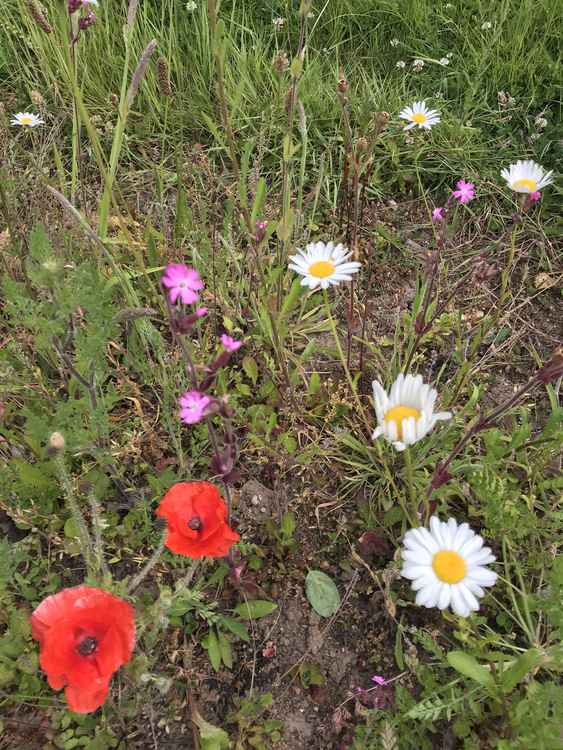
[500,160,554,194]
[396,60,406,69]
[412,58,425,71]
[439,57,450,66]
[534,115,548,130]
[273,17,285,29]
[10,112,44,128]
[390,38,400,47]
[401,516,497,617]
[288,241,361,291]
[399,101,441,131]
[185,1,197,9]
[372,373,451,451]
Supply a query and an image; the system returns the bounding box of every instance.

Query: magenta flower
[179,390,211,424]
[452,180,476,204]
[196,307,208,317]
[529,191,541,203]
[371,675,387,686]
[220,335,243,353]
[432,207,445,222]
[161,263,203,305]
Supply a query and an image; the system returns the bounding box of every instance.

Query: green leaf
[202,630,221,672]
[447,650,495,688]
[307,371,321,396]
[217,631,233,669]
[220,617,250,642]
[192,709,230,750]
[501,648,542,693]
[305,570,340,618]
[242,356,259,385]
[64,517,81,539]
[233,600,277,620]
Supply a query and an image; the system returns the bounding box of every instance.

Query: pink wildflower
[161,263,203,305]
[432,207,445,222]
[179,390,211,424]
[452,180,476,204]
[529,191,541,203]
[220,335,243,353]
[371,675,387,686]
[196,307,208,317]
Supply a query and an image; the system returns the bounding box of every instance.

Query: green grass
[1,0,560,188]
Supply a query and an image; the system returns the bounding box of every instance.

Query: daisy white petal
[288,240,361,291]
[400,516,497,617]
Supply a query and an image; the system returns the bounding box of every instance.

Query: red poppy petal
[65,678,110,713]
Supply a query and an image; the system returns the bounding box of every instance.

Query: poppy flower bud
[48,432,65,452]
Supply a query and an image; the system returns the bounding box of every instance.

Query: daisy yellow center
[384,405,421,439]
[512,178,537,192]
[308,260,335,279]
[20,116,33,125]
[411,113,427,124]
[432,550,466,584]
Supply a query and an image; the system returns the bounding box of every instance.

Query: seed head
[26,0,53,33]
[156,57,172,96]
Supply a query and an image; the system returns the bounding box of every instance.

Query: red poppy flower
[156,481,240,558]
[31,586,135,713]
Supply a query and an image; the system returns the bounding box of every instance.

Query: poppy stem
[87,489,110,579]
[127,528,166,594]
[180,559,201,589]
[54,453,95,575]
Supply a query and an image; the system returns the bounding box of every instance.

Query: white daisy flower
[10,112,44,128]
[390,38,400,47]
[399,101,440,131]
[412,58,425,72]
[288,241,361,291]
[439,57,450,66]
[372,373,451,451]
[401,516,497,617]
[396,60,406,69]
[500,160,554,194]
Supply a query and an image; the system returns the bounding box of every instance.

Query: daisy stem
[403,447,419,526]
[322,289,371,433]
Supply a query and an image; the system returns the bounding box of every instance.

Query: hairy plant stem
[54,453,95,574]
[88,490,110,579]
[127,529,166,594]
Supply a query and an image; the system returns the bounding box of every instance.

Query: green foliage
[305,569,341,618]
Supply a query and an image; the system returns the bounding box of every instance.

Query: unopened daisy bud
[26,0,53,33]
[156,57,172,96]
[48,432,66,452]
[273,51,290,74]
[536,348,563,385]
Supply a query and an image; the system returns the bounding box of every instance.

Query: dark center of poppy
[77,635,98,656]
[187,516,203,531]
